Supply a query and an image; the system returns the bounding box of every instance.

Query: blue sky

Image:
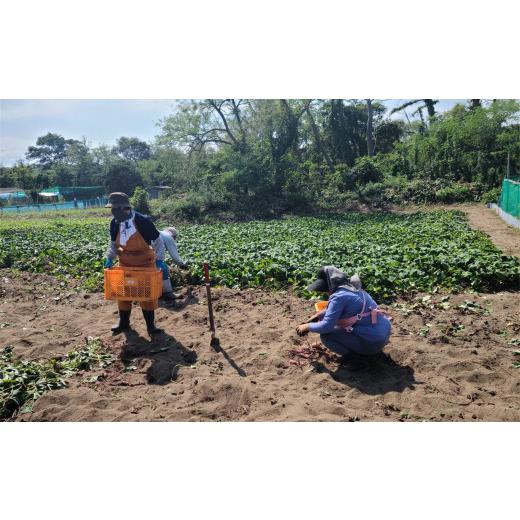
[0,100,177,166]
[0,99,465,166]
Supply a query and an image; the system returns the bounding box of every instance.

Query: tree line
[1,99,518,217]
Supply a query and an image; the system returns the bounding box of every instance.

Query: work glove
[104,258,113,268]
[156,259,168,271]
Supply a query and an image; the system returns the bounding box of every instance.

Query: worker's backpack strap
[336,291,391,333]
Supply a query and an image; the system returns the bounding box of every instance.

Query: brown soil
[2,205,519,422]
[1,268,519,422]
[462,205,520,258]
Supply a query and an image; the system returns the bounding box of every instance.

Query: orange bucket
[314,300,328,313]
[104,267,162,302]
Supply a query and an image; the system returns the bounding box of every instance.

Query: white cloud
[0,136,30,165]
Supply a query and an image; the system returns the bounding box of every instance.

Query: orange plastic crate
[104,267,162,301]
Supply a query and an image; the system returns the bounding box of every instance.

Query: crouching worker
[103,192,167,336]
[158,226,189,304]
[296,266,391,363]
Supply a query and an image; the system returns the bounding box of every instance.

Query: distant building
[147,186,172,199]
[0,187,27,202]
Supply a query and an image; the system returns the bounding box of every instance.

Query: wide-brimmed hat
[105,192,131,208]
[307,265,361,293]
[306,266,330,292]
[165,226,178,240]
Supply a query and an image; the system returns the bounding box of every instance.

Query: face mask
[112,207,130,222]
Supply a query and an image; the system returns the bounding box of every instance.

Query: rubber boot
[111,309,131,334]
[161,278,176,305]
[162,292,176,304]
[142,309,163,335]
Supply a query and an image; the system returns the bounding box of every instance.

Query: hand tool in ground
[203,261,219,349]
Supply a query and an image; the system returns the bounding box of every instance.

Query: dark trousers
[320,329,387,356]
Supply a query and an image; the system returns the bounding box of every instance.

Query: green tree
[374,120,405,154]
[130,186,151,214]
[394,100,520,186]
[26,133,80,169]
[9,162,33,190]
[0,166,15,188]
[158,99,249,154]
[150,98,520,219]
[321,100,386,165]
[113,137,152,162]
[105,161,143,196]
[65,140,101,186]
[33,170,51,189]
[49,163,74,187]
[366,99,375,157]
[350,156,383,185]
[148,146,189,190]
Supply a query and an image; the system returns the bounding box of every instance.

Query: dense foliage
[1,211,518,301]
[1,100,518,220]
[0,218,108,291]
[130,186,151,214]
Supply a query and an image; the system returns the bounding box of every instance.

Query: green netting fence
[499,179,520,218]
[39,186,105,200]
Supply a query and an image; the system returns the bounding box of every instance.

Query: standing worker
[158,226,189,304]
[103,192,167,336]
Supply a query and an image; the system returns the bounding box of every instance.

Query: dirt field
[1,204,519,422]
[463,205,520,258]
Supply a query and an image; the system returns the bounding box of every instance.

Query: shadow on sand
[210,337,247,377]
[120,329,197,385]
[158,287,199,311]
[313,352,417,395]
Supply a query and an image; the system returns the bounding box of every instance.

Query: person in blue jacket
[296,265,391,362]
[158,226,189,304]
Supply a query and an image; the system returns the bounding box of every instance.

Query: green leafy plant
[130,186,151,215]
[1,210,519,302]
[456,300,490,315]
[0,337,113,420]
[513,350,520,369]
[418,324,432,337]
[437,296,451,310]
[481,187,501,205]
[435,184,474,203]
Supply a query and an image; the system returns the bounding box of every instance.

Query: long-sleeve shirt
[160,230,185,267]
[309,288,391,344]
[106,211,164,260]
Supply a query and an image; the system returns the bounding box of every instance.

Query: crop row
[0,211,518,301]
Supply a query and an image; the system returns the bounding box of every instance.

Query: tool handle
[203,261,216,336]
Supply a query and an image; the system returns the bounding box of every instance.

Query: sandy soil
[1,269,519,422]
[462,205,520,258]
[1,204,519,422]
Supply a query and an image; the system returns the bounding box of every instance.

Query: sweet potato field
[1,207,520,422]
[1,211,518,300]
